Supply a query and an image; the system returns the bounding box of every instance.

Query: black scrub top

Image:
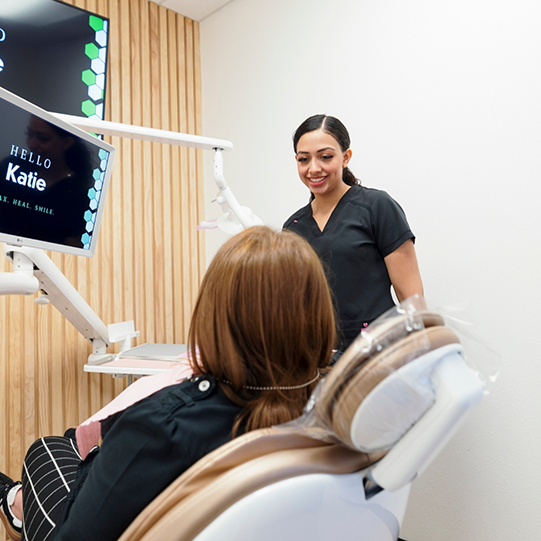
[284,185,414,349]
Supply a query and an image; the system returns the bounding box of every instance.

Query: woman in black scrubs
[284,114,424,351]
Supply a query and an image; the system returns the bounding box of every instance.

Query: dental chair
[118,309,484,541]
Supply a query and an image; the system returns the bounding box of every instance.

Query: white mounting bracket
[1,245,139,361]
[0,250,39,295]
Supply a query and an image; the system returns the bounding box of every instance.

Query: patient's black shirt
[53,376,242,541]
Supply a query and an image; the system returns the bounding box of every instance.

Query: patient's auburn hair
[188,226,336,434]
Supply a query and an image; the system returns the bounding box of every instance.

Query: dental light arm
[212,149,262,229]
[53,114,262,232]
[52,114,234,151]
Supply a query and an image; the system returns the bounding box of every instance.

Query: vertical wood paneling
[140,0,156,345]
[36,306,51,437]
[193,22,206,281]
[130,0,145,355]
[184,20,200,313]
[0,298,7,479]
[23,299,35,453]
[160,7,174,343]
[7,298,22,471]
[168,11,183,342]
[0,2,204,537]
[49,252,65,437]
[149,2,165,344]
[177,15,192,339]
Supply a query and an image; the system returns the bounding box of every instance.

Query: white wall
[200,1,541,539]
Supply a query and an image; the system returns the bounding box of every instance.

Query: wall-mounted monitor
[0,0,109,120]
[0,86,115,257]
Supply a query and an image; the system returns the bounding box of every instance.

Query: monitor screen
[0,86,115,257]
[0,0,109,119]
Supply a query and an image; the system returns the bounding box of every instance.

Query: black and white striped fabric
[21,436,81,541]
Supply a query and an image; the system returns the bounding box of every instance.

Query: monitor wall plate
[0,85,115,257]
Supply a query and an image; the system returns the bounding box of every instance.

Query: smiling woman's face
[295,129,351,197]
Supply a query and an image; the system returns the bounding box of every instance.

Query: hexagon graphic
[84,210,93,222]
[92,169,101,180]
[81,69,96,86]
[91,57,105,75]
[85,43,99,60]
[88,84,103,101]
[86,221,95,233]
[89,199,98,211]
[89,15,104,32]
[81,100,96,117]
[96,30,107,47]
[94,179,103,191]
[100,159,107,171]
[95,73,105,90]
[98,149,108,160]
[87,188,97,200]
[81,18,108,122]
[81,233,91,245]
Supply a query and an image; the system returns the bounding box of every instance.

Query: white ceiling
[149,0,235,22]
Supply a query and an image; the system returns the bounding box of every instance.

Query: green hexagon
[89,15,104,32]
[87,188,96,200]
[81,100,96,117]
[81,233,91,245]
[85,43,99,60]
[84,210,93,222]
[81,69,96,86]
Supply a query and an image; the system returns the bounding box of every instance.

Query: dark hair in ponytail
[293,114,360,193]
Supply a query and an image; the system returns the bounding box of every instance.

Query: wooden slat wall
[0,2,204,534]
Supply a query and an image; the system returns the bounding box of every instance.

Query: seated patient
[0,226,336,541]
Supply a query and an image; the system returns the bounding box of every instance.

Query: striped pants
[21,436,82,541]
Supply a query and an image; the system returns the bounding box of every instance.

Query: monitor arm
[0,115,254,365]
[1,244,139,359]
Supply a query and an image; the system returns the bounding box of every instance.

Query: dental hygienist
[284,114,424,352]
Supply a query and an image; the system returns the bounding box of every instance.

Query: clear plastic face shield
[276,295,499,455]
